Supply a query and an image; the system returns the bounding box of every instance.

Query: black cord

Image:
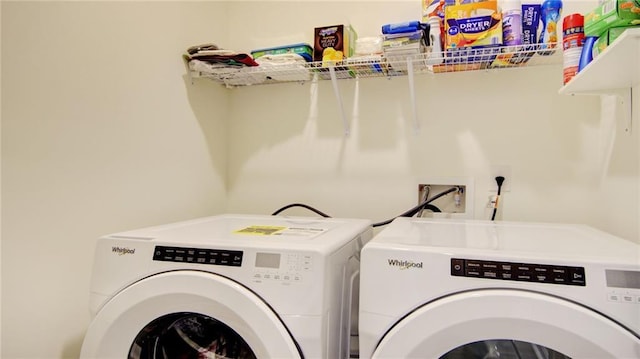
[372,186,458,227]
[271,186,457,227]
[271,203,331,217]
[491,176,506,221]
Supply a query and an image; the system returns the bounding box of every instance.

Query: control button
[622,295,634,303]
[451,259,465,276]
[284,275,291,280]
[552,267,568,283]
[467,270,481,277]
[569,267,586,285]
[482,262,498,270]
[608,293,620,302]
[500,263,512,271]
[175,256,184,261]
[535,275,550,283]
[552,276,567,284]
[467,261,482,269]
[533,266,550,275]
[482,271,497,278]
[500,272,513,280]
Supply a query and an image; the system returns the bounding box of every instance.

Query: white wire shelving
[186,43,562,88]
[185,43,562,135]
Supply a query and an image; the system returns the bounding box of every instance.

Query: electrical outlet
[417,177,474,219]
[489,165,511,192]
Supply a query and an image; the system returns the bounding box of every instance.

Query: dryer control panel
[451,258,586,286]
[153,246,243,266]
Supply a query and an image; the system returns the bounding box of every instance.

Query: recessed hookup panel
[417,178,474,219]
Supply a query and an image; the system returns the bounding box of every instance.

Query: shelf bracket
[621,87,632,134]
[609,88,633,134]
[407,58,419,132]
[329,66,350,136]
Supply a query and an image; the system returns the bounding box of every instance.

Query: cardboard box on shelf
[593,25,638,56]
[584,0,640,37]
[444,0,503,49]
[313,24,357,64]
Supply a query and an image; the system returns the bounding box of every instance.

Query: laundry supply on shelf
[313,24,358,65]
[538,0,563,55]
[593,25,638,57]
[584,0,640,37]
[382,27,428,73]
[561,13,584,84]
[250,43,313,62]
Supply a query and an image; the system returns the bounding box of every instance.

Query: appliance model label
[112,246,136,256]
[234,225,327,238]
[388,259,423,270]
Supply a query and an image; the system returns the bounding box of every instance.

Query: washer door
[372,289,640,359]
[80,271,302,359]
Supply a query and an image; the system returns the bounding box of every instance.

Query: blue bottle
[578,36,597,72]
[538,0,563,55]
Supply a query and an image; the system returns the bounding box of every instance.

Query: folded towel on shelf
[185,44,262,85]
[189,50,259,67]
[188,59,265,85]
[254,54,310,82]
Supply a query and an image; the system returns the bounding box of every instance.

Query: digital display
[255,253,280,269]
[606,270,640,289]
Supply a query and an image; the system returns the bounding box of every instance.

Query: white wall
[225,0,639,241]
[2,2,229,358]
[2,1,639,358]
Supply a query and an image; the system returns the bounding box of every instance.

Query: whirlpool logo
[112,246,136,256]
[388,259,423,270]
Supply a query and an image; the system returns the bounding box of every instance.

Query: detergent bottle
[538,0,563,55]
[425,16,444,65]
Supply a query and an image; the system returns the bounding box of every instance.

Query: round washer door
[372,289,640,359]
[80,271,302,359]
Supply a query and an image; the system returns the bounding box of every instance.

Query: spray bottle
[538,0,563,55]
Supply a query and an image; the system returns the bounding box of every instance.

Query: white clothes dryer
[80,214,372,359]
[359,218,640,359]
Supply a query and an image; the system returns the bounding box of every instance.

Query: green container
[584,0,640,37]
[593,26,637,57]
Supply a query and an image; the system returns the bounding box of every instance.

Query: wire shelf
[187,43,562,87]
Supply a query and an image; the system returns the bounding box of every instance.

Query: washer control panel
[153,246,243,267]
[252,252,312,285]
[451,258,586,286]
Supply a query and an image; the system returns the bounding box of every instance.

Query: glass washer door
[80,271,302,359]
[372,289,640,359]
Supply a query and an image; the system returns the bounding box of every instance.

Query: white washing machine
[80,214,372,359]
[359,217,640,359]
